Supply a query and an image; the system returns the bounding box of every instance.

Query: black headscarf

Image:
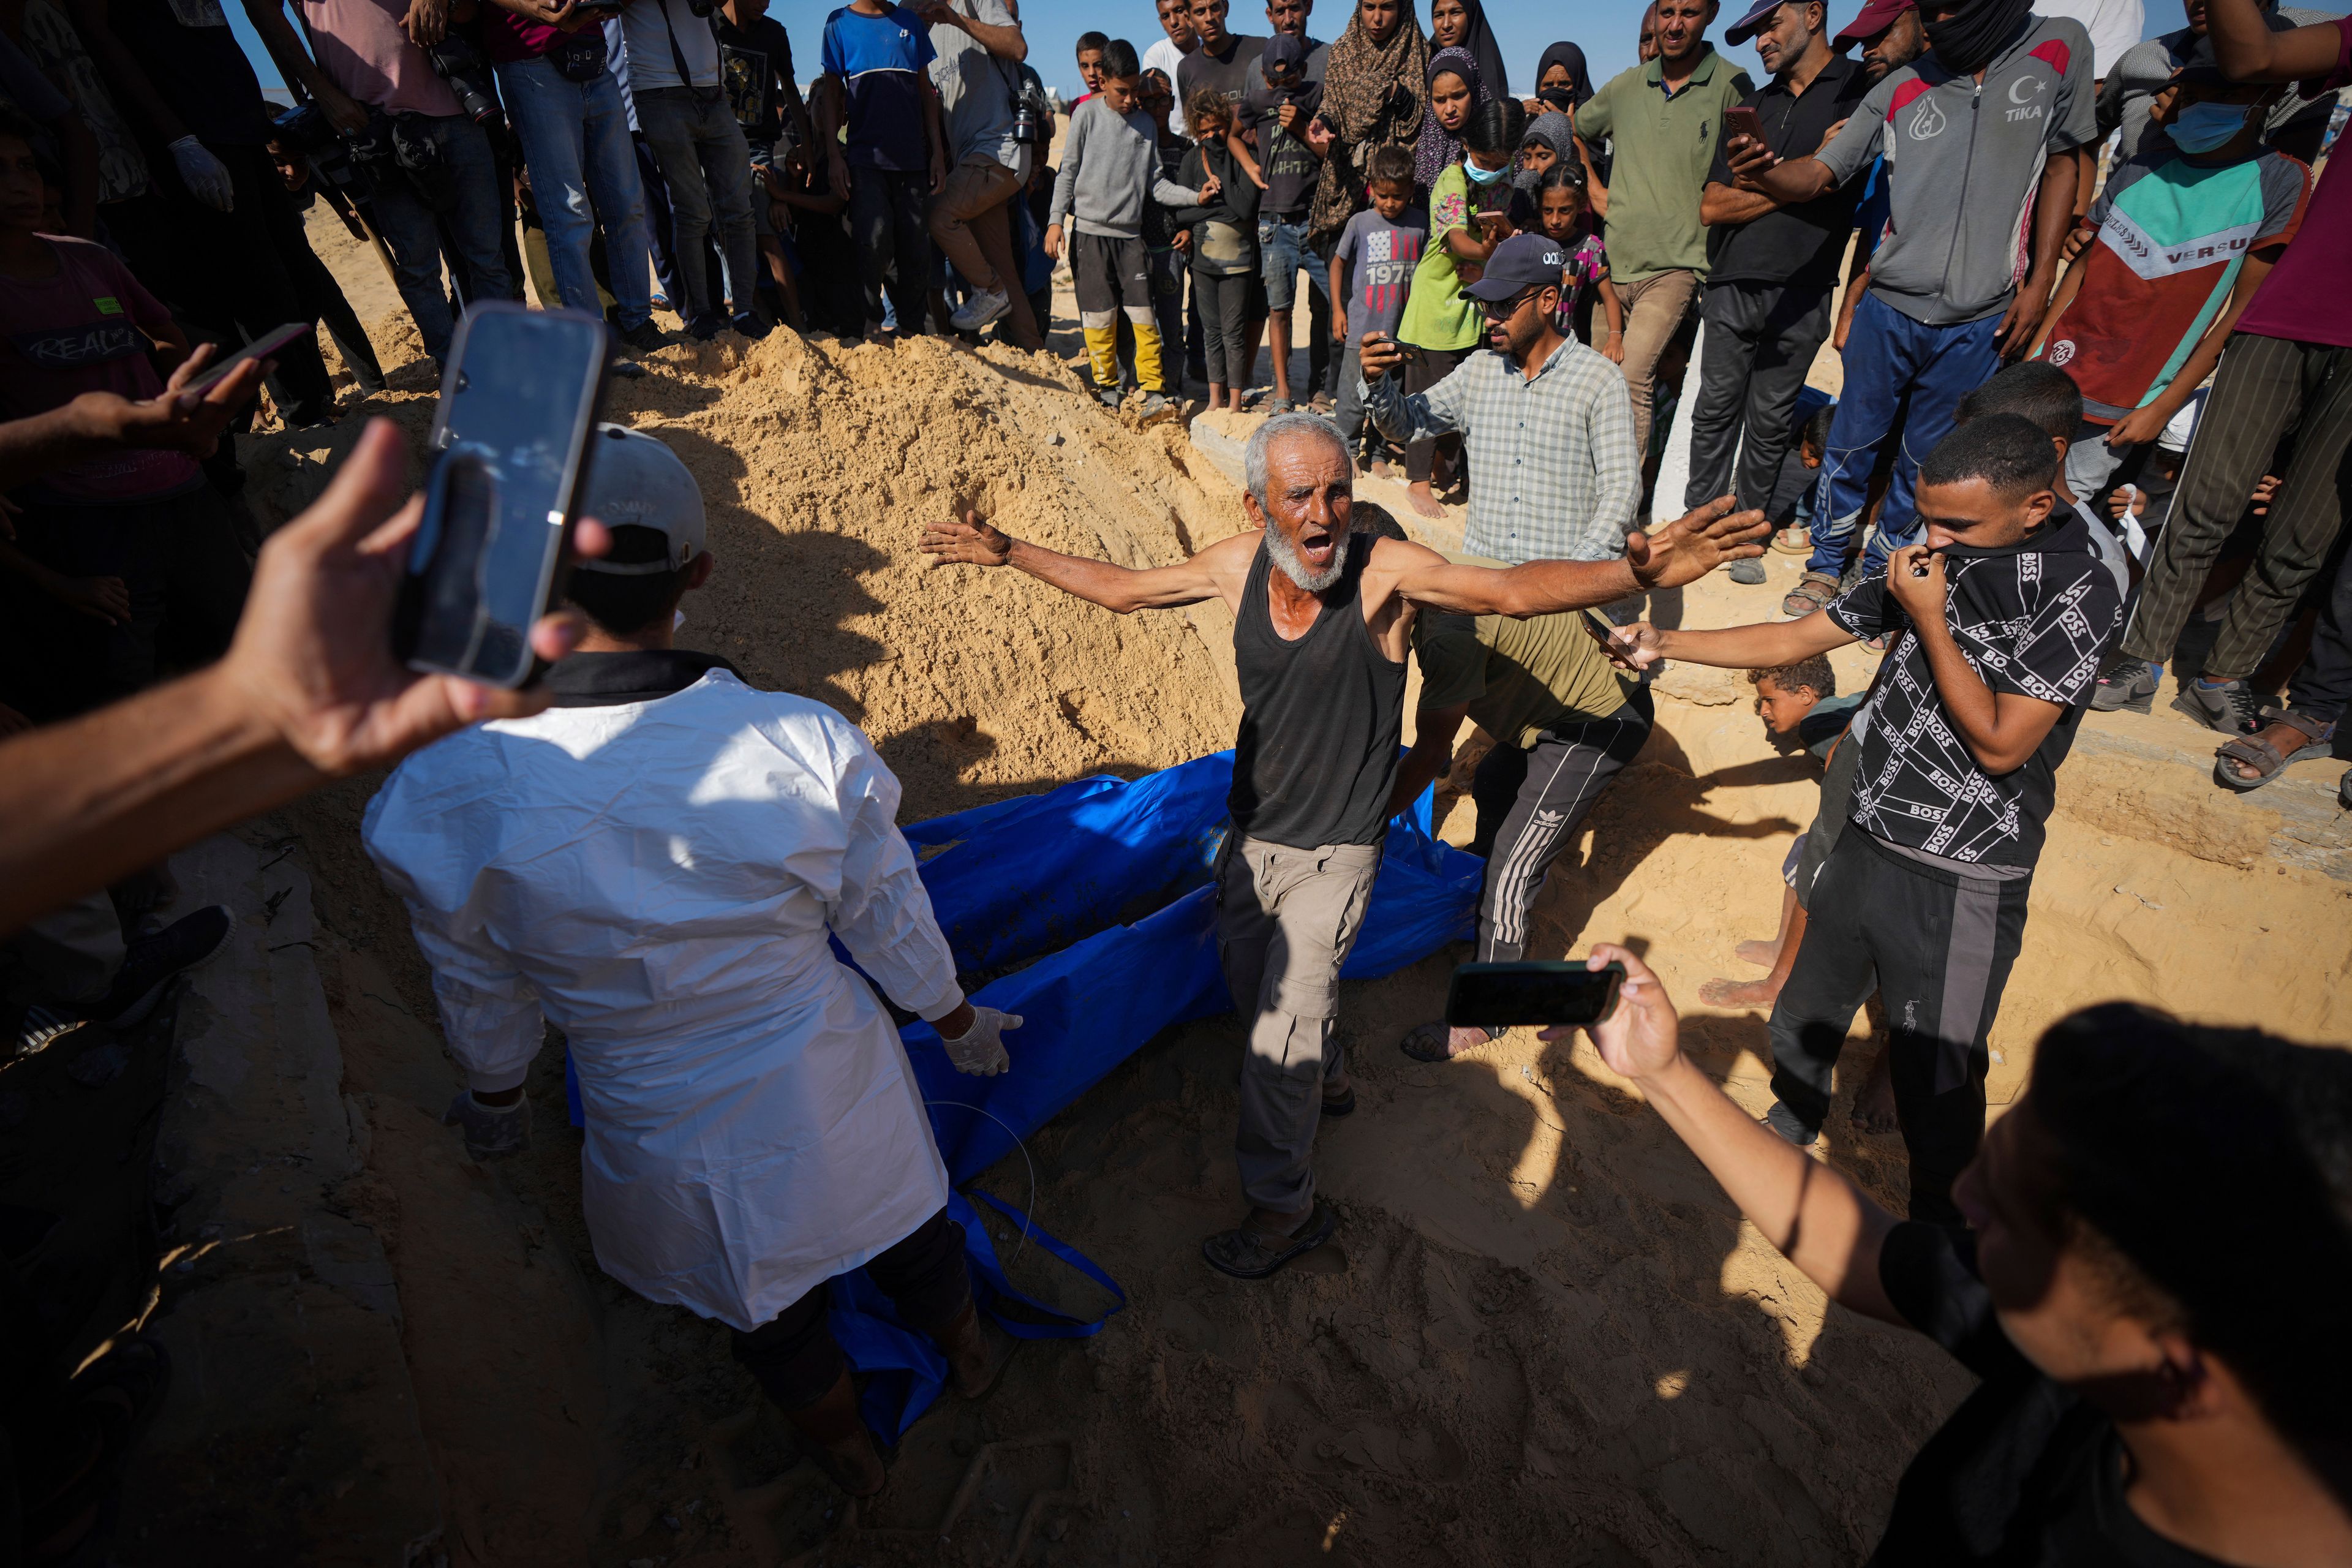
[1534,41,1593,110]
[1443,0,1512,101]
[1923,0,2033,76]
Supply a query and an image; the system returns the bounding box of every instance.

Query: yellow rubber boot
[1129,319,1168,396]
[1082,325,1120,395]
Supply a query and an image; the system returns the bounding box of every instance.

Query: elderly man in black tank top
[923,413,1767,1278]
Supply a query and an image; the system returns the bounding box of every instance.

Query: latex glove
[443,1090,531,1159]
[169,136,235,213]
[941,1006,1020,1076]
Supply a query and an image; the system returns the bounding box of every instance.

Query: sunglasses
[1476,288,1542,321]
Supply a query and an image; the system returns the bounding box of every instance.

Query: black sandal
[2214,710,2334,793]
[1320,1083,1356,1118]
[1398,1021,1502,1063]
[1201,1200,1338,1280]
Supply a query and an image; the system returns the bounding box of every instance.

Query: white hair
[1243,411,1351,508]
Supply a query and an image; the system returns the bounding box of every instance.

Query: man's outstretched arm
[920,510,1245,613]
[1380,496,1771,617]
[1606,608,1855,673]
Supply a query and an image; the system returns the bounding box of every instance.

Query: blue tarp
[566,751,1484,1436]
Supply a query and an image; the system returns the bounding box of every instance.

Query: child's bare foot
[1852,1047,1899,1134]
[1734,938,1781,968]
[1698,974,1782,1009]
[1369,454,1393,479]
[1407,480,1446,519]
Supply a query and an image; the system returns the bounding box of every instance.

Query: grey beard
[1264,524,1346,593]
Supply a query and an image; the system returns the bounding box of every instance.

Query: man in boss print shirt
[1605,414,2122,1227]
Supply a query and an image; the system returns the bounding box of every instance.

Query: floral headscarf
[1307,0,1431,241]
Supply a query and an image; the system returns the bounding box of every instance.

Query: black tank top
[1228,533,1408,848]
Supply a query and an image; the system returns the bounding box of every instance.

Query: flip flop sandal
[1320,1084,1357,1118]
[1200,1200,1338,1280]
[1781,571,1841,619]
[1770,527,1812,554]
[1398,1022,1502,1063]
[2213,712,2334,793]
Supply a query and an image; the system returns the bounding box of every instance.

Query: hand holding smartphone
[1723,105,1767,152]
[393,301,612,689]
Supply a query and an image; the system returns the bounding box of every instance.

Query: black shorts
[1072,231,1150,317]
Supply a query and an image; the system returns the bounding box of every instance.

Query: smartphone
[1445,961,1626,1030]
[181,322,311,396]
[1724,106,1768,149]
[394,302,612,688]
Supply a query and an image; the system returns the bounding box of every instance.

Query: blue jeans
[634,86,757,325]
[368,113,514,363]
[492,55,652,328]
[1805,291,2005,578]
[1257,216,1325,314]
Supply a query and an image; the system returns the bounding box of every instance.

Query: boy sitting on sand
[1609,415,2124,1224]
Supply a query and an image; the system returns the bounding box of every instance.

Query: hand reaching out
[1594,620,1665,672]
[1626,495,1770,590]
[921,508,1016,568]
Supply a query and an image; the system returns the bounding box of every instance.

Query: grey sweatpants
[1215,832,1382,1213]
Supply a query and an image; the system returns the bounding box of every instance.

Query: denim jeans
[1257,216,1326,314]
[1805,291,2005,579]
[633,85,757,325]
[492,54,652,328]
[368,113,515,363]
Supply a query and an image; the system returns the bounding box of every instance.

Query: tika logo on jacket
[2097,205,2265,282]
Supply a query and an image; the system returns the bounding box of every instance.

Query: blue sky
[232,1,2183,109]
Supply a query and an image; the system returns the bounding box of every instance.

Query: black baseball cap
[1725,0,1790,45]
[1462,233,1567,302]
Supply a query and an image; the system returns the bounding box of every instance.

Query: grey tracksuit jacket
[1816,15,2097,326]
[1047,96,1202,239]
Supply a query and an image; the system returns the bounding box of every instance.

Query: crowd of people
[2,0,2351,1559]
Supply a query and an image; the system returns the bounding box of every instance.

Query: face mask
[1463,157,1507,185]
[1921,0,2030,77]
[2167,100,2254,153]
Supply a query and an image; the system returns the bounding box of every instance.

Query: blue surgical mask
[2167,101,2254,153]
[1463,157,1507,185]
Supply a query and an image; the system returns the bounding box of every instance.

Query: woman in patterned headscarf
[1305,0,1430,246]
[1411,46,1485,191]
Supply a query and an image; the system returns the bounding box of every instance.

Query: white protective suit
[361,665,962,1331]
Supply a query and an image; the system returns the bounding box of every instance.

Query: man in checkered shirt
[1605,413,2123,1226]
[1359,233,1644,565]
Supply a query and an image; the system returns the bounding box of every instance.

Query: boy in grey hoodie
[1046,37,1213,409]
[1726,0,2096,613]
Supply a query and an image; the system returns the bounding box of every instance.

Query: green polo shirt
[1575,45,1753,283]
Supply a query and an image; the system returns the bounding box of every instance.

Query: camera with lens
[271,104,373,200]
[426,34,504,130]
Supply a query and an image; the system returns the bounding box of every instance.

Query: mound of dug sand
[232,280,2348,1568]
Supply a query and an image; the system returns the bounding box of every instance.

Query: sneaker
[949,288,1010,333]
[1093,385,1123,410]
[91,904,233,1030]
[1137,391,1178,422]
[1728,557,1768,586]
[731,312,772,341]
[617,318,669,354]
[2089,654,2159,714]
[683,314,726,342]
[2171,675,2263,735]
[610,356,647,380]
[1763,1101,1820,1148]
[12,1003,88,1058]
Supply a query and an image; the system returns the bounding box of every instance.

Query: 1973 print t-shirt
[1332,206,1426,340]
[1825,511,2122,869]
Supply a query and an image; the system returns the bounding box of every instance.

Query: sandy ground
[217,208,2352,1566]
